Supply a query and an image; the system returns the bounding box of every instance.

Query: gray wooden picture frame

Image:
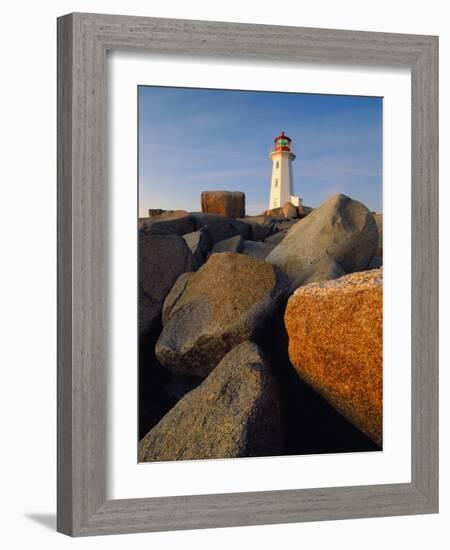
[57,12,439,537]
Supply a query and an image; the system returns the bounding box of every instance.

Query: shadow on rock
[139,319,201,440]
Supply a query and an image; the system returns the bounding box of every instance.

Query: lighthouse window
[274,179,278,187]
[276,161,279,169]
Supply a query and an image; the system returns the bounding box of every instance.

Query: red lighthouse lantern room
[273,131,292,152]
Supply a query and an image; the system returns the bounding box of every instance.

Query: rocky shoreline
[138,192,383,461]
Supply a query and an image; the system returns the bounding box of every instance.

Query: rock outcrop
[265,207,284,217]
[368,256,382,269]
[139,287,161,338]
[266,194,378,288]
[285,269,383,445]
[191,212,250,243]
[151,209,189,220]
[264,204,313,219]
[147,208,165,217]
[142,210,195,236]
[210,235,243,254]
[139,342,283,461]
[250,223,273,241]
[264,230,288,246]
[156,252,289,377]
[295,257,346,287]
[241,216,274,241]
[374,213,383,257]
[139,233,195,337]
[240,215,272,226]
[282,201,297,218]
[183,227,212,269]
[201,190,245,218]
[297,205,313,219]
[241,240,275,259]
[161,272,194,325]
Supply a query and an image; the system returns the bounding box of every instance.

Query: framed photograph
[57,13,438,536]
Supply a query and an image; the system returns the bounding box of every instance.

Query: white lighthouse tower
[268,131,301,210]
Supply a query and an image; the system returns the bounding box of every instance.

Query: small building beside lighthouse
[268,131,302,210]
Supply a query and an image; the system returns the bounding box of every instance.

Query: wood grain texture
[57,12,439,537]
[410,34,439,507]
[57,13,74,535]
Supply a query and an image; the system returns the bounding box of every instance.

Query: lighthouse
[268,131,301,210]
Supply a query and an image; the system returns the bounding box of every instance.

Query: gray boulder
[240,215,273,226]
[191,212,250,243]
[201,190,245,218]
[238,216,275,241]
[210,234,243,254]
[248,222,274,241]
[294,257,346,287]
[264,230,288,246]
[143,210,195,236]
[250,224,273,241]
[241,240,275,260]
[266,194,378,288]
[272,219,298,233]
[139,341,283,462]
[161,272,195,325]
[156,252,289,377]
[148,208,165,218]
[368,255,383,269]
[139,233,195,338]
[374,213,383,257]
[139,286,161,338]
[138,219,148,232]
[150,209,188,219]
[183,227,212,268]
[297,205,313,219]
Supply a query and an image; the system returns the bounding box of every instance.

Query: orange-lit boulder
[285,269,383,445]
[201,190,245,218]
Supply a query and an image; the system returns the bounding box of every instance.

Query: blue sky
[138,86,382,216]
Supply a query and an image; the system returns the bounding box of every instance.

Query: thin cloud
[185,167,267,183]
[140,142,261,162]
